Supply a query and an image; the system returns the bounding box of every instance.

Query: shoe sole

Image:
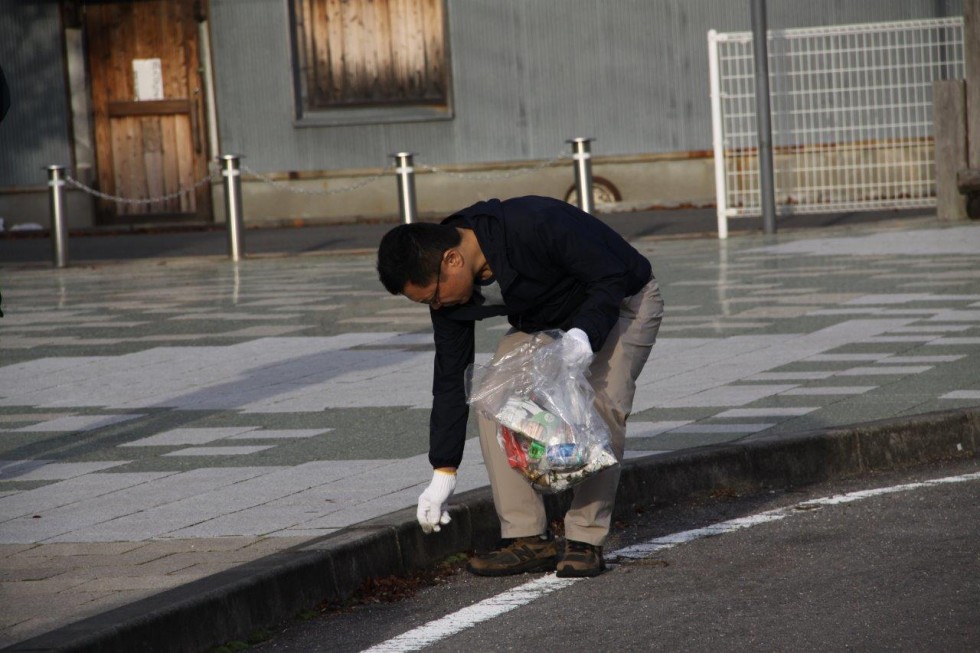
[555,565,604,578]
[467,556,558,577]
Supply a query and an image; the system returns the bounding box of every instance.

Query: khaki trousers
[477,278,664,546]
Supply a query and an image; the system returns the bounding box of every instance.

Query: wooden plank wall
[298,0,447,108]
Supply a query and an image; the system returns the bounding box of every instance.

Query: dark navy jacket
[427,195,653,469]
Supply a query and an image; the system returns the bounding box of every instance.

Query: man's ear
[443,248,463,269]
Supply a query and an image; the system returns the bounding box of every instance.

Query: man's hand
[417,469,457,533]
[560,328,594,370]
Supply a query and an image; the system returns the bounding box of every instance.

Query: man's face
[402,249,474,309]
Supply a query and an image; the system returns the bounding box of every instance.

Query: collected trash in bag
[466,330,618,493]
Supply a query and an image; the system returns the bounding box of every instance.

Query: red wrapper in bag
[499,425,528,470]
[466,330,618,494]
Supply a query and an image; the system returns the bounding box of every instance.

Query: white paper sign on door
[132,58,164,101]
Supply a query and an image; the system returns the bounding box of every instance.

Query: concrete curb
[6,407,978,653]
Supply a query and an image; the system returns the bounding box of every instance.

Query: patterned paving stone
[5,462,131,481]
[120,427,261,447]
[941,391,980,400]
[775,386,879,396]
[163,446,277,457]
[1,219,978,554]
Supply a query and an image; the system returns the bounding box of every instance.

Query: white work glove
[417,469,456,534]
[560,328,594,371]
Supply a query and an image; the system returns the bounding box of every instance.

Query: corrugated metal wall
[209,0,963,174]
[0,0,73,188]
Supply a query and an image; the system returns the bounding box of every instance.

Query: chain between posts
[239,163,391,195]
[64,164,220,205]
[62,150,573,203]
[236,151,571,193]
[48,142,593,263]
[417,151,570,180]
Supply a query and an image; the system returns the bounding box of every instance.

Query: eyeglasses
[423,273,442,308]
[418,251,448,308]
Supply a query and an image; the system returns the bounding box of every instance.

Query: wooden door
[85,0,211,223]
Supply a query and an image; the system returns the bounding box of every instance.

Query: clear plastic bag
[466,330,618,494]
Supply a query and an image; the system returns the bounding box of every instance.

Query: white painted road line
[612,471,980,560]
[361,471,980,652]
[360,574,580,652]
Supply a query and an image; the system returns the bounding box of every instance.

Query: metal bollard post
[751,0,777,235]
[220,154,245,261]
[392,152,417,224]
[568,137,595,215]
[47,165,69,268]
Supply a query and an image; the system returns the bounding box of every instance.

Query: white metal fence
[708,17,965,238]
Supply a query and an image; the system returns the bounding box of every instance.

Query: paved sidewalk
[0,206,923,265]
[1,213,979,649]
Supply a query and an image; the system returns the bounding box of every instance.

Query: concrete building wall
[0,1,73,188]
[0,1,79,229]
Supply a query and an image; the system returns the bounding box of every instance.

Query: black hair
[376,222,462,295]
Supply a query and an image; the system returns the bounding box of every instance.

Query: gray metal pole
[751,0,777,234]
[568,137,595,214]
[393,152,417,224]
[220,154,245,261]
[47,165,69,268]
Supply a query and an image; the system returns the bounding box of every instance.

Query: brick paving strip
[1,216,978,651]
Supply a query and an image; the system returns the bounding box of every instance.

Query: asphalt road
[251,456,980,652]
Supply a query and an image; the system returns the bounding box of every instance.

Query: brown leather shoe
[556,539,605,577]
[467,534,558,577]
